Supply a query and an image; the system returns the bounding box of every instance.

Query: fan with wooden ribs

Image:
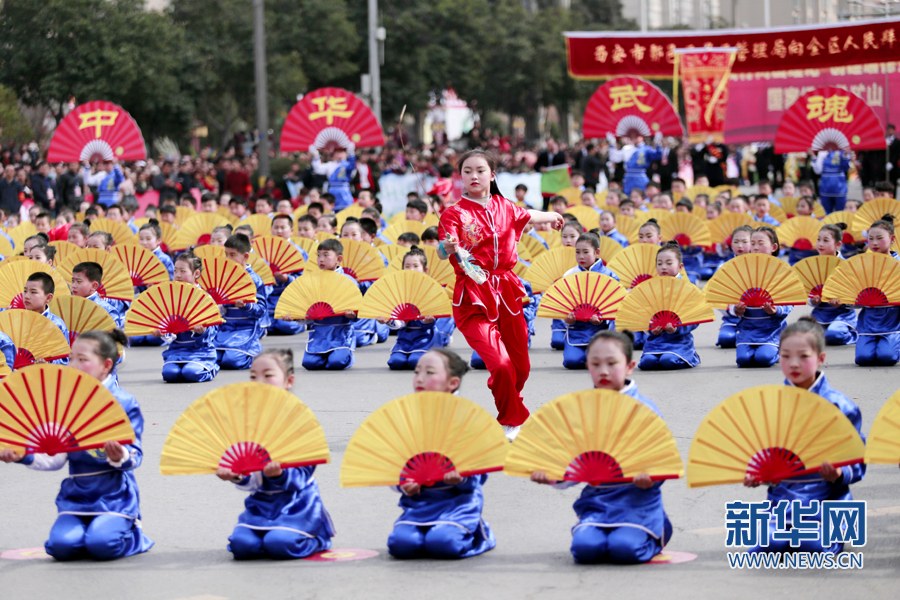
[791,255,843,299]
[57,248,134,302]
[281,87,386,151]
[536,272,626,322]
[0,261,70,309]
[358,271,452,320]
[274,271,363,321]
[865,390,900,465]
[704,253,807,309]
[46,101,146,163]
[111,244,170,287]
[582,77,684,140]
[525,247,576,294]
[252,236,306,275]
[199,258,257,305]
[615,277,714,331]
[821,252,900,307]
[0,310,71,369]
[124,282,223,337]
[49,296,116,346]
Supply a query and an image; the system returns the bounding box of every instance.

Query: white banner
[496,173,544,209]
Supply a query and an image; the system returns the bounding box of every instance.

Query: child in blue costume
[0,330,154,560]
[733,227,793,367]
[310,143,356,212]
[715,225,752,348]
[532,331,672,564]
[752,195,780,227]
[808,223,858,345]
[23,272,69,365]
[700,201,726,280]
[599,211,629,248]
[69,261,123,379]
[813,150,850,214]
[129,220,174,345]
[550,221,584,350]
[787,197,820,265]
[562,232,619,369]
[87,232,130,330]
[631,219,665,350]
[638,242,700,370]
[608,132,663,196]
[157,251,220,383]
[0,330,15,372]
[221,349,335,559]
[267,214,307,335]
[746,318,865,554]
[215,233,269,370]
[855,215,900,366]
[341,220,388,346]
[388,349,496,559]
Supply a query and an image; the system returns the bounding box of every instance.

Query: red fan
[46,101,146,163]
[774,87,885,153]
[281,88,385,151]
[583,77,684,139]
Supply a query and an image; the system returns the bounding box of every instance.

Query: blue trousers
[632,331,645,350]
[570,525,658,564]
[856,335,900,366]
[717,323,737,348]
[823,322,858,346]
[388,524,474,559]
[228,525,328,560]
[46,514,145,561]
[820,194,846,214]
[388,351,424,370]
[162,362,217,383]
[700,265,718,280]
[563,342,587,369]
[736,344,779,368]
[216,349,254,370]
[551,329,565,350]
[302,349,354,370]
[129,335,165,347]
[639,353,692,370]
[470,350,486,370]
[268,319,305,335]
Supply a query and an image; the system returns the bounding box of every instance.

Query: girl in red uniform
[438,150,564,440]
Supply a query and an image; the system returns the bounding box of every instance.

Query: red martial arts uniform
[439,195,532,426]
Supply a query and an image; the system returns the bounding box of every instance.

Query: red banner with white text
[675,51,735,143]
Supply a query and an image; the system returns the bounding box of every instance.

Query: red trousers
[454,301,531,426]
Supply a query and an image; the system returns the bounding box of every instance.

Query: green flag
[541,164,571,195]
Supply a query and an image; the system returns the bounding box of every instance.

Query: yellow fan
[536,272,626,321]
[174,206,195,227]
[854,197,900,231]
[713,184,739,197]
[380,244,408,264]
[516,240,534,264]
[0,309,70,368]
[687,385,865,487]
[823,211,862,243]
[218,205,238,224]
[781,197,826,219]
[0,256,29,269]
[388,212,438,227]
[615,276,714,332]
[291,236,318,255]
[160,382,329,475]
[606,244,660,289]
[540,229,562,249]
[192,244,225,260]
[692,204,707,219]
[384,249,454,287]
[336,204,365,230]
[159,221,178,253]
[341,239,386,282]
[292,204,309,219]
[340,392,508,487]
[594,190,609,205]
[48,241,80,265]
[57,248,134,302]
[791,255,842,298]
[7,222,37,250]
[864,390,900,464]
[172,213,230,251]
[112,244,170,287]
[565,205,600,231]
[615,215,642,245]
[555,186,583,206]
[519,232,548,259]
[0,232,13,258]
[124,282,223,337]
[707,213,754,245]
[644,208,672,223]
[315,231,336,243]
[659,213,711,247]
[598,235,625,265]
[513,260,529,280]
[88,218,138,246]
[239,214,271,237]
[382,220,428,244]
[0,260,70,308]
[821,252,900,307]
[251,235,306,275]
[0,364,134,455]
[248,252,276,286]
[684,185,716,201]
[767,204,787,223]
[776,216,821,250]
[49,296,116,345]
[0,354,10,379]
[275,270,363,320]
[199,258,257,305]
[704,253,807,309]
[525,247,576,293]
[504,389,683,485]
[358,270,452,320]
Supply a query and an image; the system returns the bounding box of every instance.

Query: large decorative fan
[281,87,385,151]
[0,261,70,309]
[7,222,37,251]
[774,87,886,153]
[57,248,134,302]
[644,208,673,223]
[582,77,684,139]
[0,365,134,456]
[248,253,276,286]
[615,276,714,331]
[292,205,309,219]
[340,392,508,487]
[536,272,626,321]
[519,233,548,259]
[340,239,386,282]
[199,258,257,305]
[192,244,225,261]
[823,211,862,243]
[606,244,685,290]
[516,241,534,264]
[358,270,452,320]
[684,185,716,201]
[174,206,195,228]
[49,296,116,345]
[252,235,306,275]
[687,385,865,487]
[274,271,363,320]
[540,229,562,249]
[854,197,900,232]
[87,218,137,247]
[46,101,146,162]
[315,231,336,243]
[381,221,428,245]
[172,214,230,251]
[0,310,70,368]
[776,216,822,250]
[596,235,625,266]
[380,244,409,265]
[384,248,455,287]
[704,253,807,308]
[864,390,900,464]
[525,247,576,293]
[504,389,683,485]
[707,213,754,245]
[555,187,582,206]
[291,235,318,255]
[0,235,13,259]
[240,214,272,238]
[780,197,827,220]
[565,206,600,232]
[111,244,169,287]
[160,383,329,475]
[48,241,80,265]
[159,221,178,254]
[336,204,365,230]
[388,212,439,228]
[660,213,711,247]
[124,282,223,337]
[791,255,843,298]
[615,215,642,245]
[821,252,900,307]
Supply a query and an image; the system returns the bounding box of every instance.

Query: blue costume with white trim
[561,261,619,369]
[811,256,858,346]
[753,213,780,227]
[162,323,219,383]
[815,151,850,214]
[215,265,268,370]
[41,307,69,365]
[301,267,356,370]
[386,319,444,370]
[0,330,15,371]
[602,228,629,249]
[855,304,900,366]
[354,279,389,347]
[614,143,663,196]
[319,153,356,212]
[639,323,700,370]
[733,305,792,368]
[527,228,550,250]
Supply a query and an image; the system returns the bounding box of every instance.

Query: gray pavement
[2,304,899,600]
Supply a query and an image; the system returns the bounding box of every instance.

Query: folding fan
[174,206,195,228]
[606,244,661,289]
[504,389,683,485]
[292,205,309,219]
[251,235,306,275]
[380,244,409,265]
[854,197,900,232]
[540,230,562,249]
[776,216,822,250]
[597,236,624,266]
[516,241,534,264]
[513,261,529,280]
[274,271,363,320]
[160,382,329,475]
[315,231,336,243]
[336,204,365,230]
[0,235,12,259]
[248,253,276,286]
[644,208,673,223]
[241,214,272,238]
[864,390,900,464]
[0,364,134,456]
[291,236,318,256]
[707,213,755,245]
[159,221,177,254]
[519,233,548,259]
[704,253,807,309]
[381,221,428,245]
[774,87,886,153]
[426,251,455,286]
[388,212,439,228]
[821,252,900,307]
[341,239,386,282]
[553,187,579,206]
[49,296,116,345]
[0,310,70,368]
[595,190,609,205]
[767,204,787,224]
[280,87,386,151]
[46,101,146,162]
[7,222,37,251]
[48,241,80,265]
[88,218,137,246]
[124,282,223,337]
[525,247,576,293]
[614,276,714,332]
[358,271,452,320]
[791,255,843,298]
[686,385,865,487]
[536,272,626,321]
[823,211,862,243]
[199,258,257,305]
[0,261,70,309]
[0,256,28,269]
[582,76,684,139]
[0,356,10,379]
[780,197,800,217]
[171,214,230,251]
[57,248,134,302]
[192,244,225,261]
[565,206,600,231]
[111,244,169,287]
[615,216,642,245]
[340,392,508,487]
[656,212,710,247]
[684,185,716,201]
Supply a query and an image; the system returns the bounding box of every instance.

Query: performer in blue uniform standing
[310,143,356,212]
[215,234,269,370]
[855,215,900,366]
[813,150,851,214]
[608,132,663,196]
[0,330,154,561]
[809,223,858,345]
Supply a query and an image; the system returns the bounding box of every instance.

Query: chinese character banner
[566,17,900,79]
[583,76,684,139]
[46,100,146,163]
[281,87,385,152]
[774,87,886,153]
[675,52,735,143]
